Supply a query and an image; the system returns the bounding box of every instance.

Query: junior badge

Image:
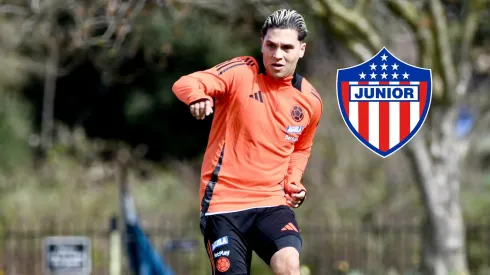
[336,47,432,158]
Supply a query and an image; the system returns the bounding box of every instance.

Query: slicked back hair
[261,9,308,42]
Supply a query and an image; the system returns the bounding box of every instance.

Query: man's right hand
[285,183,306,208]
[190,99,213,120]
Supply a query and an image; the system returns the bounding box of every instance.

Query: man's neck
[264,71,297,89]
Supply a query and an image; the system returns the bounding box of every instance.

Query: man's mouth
[272,63,284,68]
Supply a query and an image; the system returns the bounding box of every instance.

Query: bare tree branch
[346,40,376,62]
[171,0,230,17]
[247,0,287,17]
[303,0,378,61]
[386,1,448,101]
[129,0,147,20]
[405,134,436,219]
[385,1,434,68]
[354,0,368,13]
[30,0,40,13]
[455,0,489,98]
[173,0,223,4]
[41,36,59,150]
[429,0,457,96]
[0,4,28,15]
[83,16,118,46]
[319,0,383,54]
[111,23,131,54]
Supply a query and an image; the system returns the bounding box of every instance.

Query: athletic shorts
[200,205,302,274]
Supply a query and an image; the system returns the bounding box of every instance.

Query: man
[172,9,322,275]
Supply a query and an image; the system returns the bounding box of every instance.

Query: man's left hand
[285,184,306,208]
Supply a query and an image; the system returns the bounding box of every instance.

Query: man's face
[261,28,306,79]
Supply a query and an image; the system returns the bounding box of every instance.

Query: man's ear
[260,37,264,52]
[299,42,306,58]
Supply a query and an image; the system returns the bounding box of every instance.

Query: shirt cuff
[189,95,214,107]
[287,168,306,192]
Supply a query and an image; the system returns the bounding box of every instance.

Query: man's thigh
[251,206,303,265]
[202,212,255,274]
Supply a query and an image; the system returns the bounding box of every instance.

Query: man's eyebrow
[265,40,295,47]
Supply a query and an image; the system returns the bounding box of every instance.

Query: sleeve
[286,92,323,193]
[172,56,252,107]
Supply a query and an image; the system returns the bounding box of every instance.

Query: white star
[391,63,399,70]
[391,72,399,79]
[370,63,377,70]
[359,72,366,79]
[402,72,410,79]
[381,63,388,70]
[381,54,388,61]
[381,72,388,79]
[370,72,377,79]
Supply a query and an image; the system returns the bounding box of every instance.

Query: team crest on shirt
[336,47,432,158]
[290,105,304,122]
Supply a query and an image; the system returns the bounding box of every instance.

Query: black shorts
[200,206,302,274]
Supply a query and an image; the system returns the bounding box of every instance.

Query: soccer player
[172,9,323,275]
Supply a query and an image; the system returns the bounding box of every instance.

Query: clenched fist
[285,183,306,208]
[190,99,213,120]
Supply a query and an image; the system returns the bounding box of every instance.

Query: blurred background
[0,0,489,274]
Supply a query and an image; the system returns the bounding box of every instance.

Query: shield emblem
[336,47,432,158]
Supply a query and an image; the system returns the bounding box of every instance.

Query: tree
[0,0,151,152]
[305,0,490,274]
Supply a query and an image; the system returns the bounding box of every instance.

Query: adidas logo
[281,222,299,232]
[249,91,264,103]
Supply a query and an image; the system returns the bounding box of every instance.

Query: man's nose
[272,49,284,59]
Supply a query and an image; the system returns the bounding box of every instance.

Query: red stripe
[419,82,427,117]
[358,102,369,141]
[379,102,390,151]
[378,82,390,151]
[342,82,350,116]
[358,102,370,141]
[357,82,369,140]
[399,81,411,141]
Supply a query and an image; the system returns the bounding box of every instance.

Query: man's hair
[261,9,308,42]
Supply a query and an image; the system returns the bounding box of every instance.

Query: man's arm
[172,56,252,107]
[286,92,323,196]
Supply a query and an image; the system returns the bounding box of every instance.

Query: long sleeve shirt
[172,56,323,216]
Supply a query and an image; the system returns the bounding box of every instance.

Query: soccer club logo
[216,257,230,272]
[291,105,304,122]
[336,47,432,158]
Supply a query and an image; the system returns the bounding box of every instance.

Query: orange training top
[172,56,323,216]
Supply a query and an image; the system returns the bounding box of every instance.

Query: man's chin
[269,71,286,79]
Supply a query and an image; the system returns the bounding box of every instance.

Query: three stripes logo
[281,222,299,232]
[216,57,255,76]
[249,91,264,103]
[336,47,432,158]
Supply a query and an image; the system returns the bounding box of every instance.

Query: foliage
[0,90,33,175]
